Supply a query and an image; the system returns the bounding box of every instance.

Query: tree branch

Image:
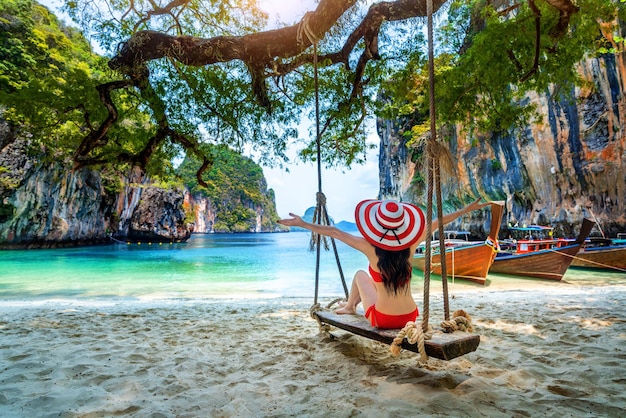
[542,0,579,39]
[519,0,542,82]
[76,0,581,172]
[133,0,189,33]
[108,0,448,107]
[168,129,214,188]
[73,79,134,168]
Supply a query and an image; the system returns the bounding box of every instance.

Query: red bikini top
[369,266,383,283]
[369,266,411,287]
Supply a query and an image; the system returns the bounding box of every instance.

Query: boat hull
[490,218,594,280]
[571,246,626,270]
[490,244,583,280]
[413,243,496,285]
[412,201,505,286]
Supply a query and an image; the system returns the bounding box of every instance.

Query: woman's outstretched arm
[278,213,372,254]
[432,198,489,231]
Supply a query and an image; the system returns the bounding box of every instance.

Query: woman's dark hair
[375,246,412,294]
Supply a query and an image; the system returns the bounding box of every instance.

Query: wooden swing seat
[314,310,480,360]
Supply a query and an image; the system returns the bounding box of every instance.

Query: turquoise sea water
[0,233,368,302]
[1,232,624,304]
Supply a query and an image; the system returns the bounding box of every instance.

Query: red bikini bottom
[365,306,419,329]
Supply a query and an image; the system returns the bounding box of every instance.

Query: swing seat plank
[314,310,480,360]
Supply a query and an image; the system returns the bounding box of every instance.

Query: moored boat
[571,237,626,271]
[412,201,505,285]
[490,218,594,280]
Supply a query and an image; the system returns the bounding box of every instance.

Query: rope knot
[390,321,432,362]
[309,303,332,334]
[309,194,332,251]
[316,192,327,207]
[309,303,322,319]
[441,309,474,333]
[297,12,318,46]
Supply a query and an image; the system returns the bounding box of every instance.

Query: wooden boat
[570,237,626,271]
[412,201,505,285]
[490,218,594,280]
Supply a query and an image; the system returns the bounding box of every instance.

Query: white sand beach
[1,276,626,417]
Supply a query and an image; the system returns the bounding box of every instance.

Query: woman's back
[368,246,417,316]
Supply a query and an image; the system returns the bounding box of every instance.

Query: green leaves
[0,0,179,176]
[598,34,625,55]
[1,0,110,156]
[3,0,623,178]
[383,0,622,139]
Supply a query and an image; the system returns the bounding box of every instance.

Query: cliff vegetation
[0,0,281,247]
[377,2,626,238]
[177,145,281,233]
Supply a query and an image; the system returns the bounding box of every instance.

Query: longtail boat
[490,218,594,280]
[412,201,505,285]
[571,237,626,271]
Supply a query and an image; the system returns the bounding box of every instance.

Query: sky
[263,140,380,223]
[39,0,382,222]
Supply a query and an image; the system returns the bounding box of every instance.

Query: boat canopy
[433,230,473,241]
[506,224,554,240]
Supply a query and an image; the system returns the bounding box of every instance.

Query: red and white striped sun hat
[355,199,425,251]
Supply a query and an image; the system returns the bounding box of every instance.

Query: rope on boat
[485,237,499,251]
[557,250,626,273]
[109,235,127,244]
[108,235,174,246]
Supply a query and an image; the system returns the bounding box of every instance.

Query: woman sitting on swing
[278,198,486,329]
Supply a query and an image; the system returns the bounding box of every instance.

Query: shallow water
[0,232,623,304]
[0,233,368,302]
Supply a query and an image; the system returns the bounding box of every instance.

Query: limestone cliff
[1,161,107,247]
[0,125,190,247]
[185,189,282,234]
[177,151,283,234]
[378,53,626,238]
[0,122,281,247]
[126,186,192,243]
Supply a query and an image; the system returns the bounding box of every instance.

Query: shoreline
[1,280,625,417]
[1,266,624,307]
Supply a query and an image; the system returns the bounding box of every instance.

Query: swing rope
[422,0,438,333]
[425,0,452,324]
[306,2,474,360]
[391,0,466,357]
[307,35,348,306]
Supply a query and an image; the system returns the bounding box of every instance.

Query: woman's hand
[277,213,305,227]
[466,198,490,213]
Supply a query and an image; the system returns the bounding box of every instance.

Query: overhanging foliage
[1,0,624,185]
